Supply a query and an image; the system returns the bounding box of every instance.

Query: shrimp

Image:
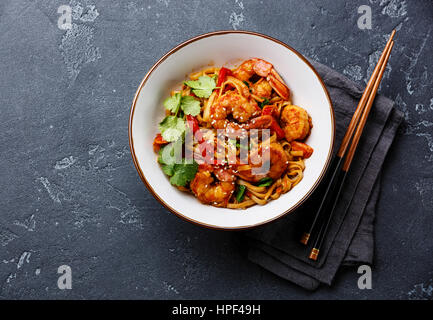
[190,167,236,207]
[280,105,312,142]
[291,141,314,158]
[210,91,261,129]
[246,115,274,129]
[203,76,250,123]
[251,78,273,99]
[210,91,276,130]
[235,143,288,183]
[232,58,290,100]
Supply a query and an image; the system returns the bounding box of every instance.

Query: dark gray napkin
[246,61,404,290]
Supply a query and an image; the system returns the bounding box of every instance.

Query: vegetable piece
[261,105,273,115]
[186,115,199,134]
[169,161,199,187]
[158,142,179,166]
[216,67,232,88]
[153,133,169,152]
[261,105,276,117]
[231,139,248,150]
[180,96,201,116]
[161,163,175,176]
[186,115,204,144]
[236,185,246,202]
[158,116,186,142]
[163,93,182,114]
[262,104,280,118]
[164,93,200,116]
[228,138,237,146]
[257,177,273,187]
[229,138,246,150]
[260,98,270,109]
[270,119,286,140]
[184,75,217,98]
[291,141,314,158]
[159,144,199,187]
[261,105,285,140]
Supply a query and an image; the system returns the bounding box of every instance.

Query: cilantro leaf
[163,93,200,116]
[184,75,217,98]
[161,164,175,176]
[158,116,185,142]
[163,93,181,113]
[158,140,183,165]
[180,96,201,116]
[158,145,198,187]
[158,146,172,165]
[169,161,199,187]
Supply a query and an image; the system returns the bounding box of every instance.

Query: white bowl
[129,31,335,230]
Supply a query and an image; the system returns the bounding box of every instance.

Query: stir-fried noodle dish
[153,59,313,209]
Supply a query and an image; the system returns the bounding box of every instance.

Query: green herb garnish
[180,95,201,116]
[164,93,200,116]
[257,177,273,187]
[229,138,250,150]
[163,93,182,114]
[228,138,238,147]
[158,140,182,165]
[260,98,270,109]
[236,185,246,202]
[158,144,198,187]
[158,116,185,142]
[184,75,217,98]
[168,160,198,187]
[161,163,175,176]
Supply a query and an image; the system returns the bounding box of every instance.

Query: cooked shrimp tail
[233,58,290,100]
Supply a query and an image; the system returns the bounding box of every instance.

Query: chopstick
[309,40,394,261]
[299,30,396,248]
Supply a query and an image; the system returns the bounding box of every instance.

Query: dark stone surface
[0,0,432,299]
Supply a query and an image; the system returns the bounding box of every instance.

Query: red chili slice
[270,119,286,140]
[261,106,285,140]
[153,133,168,152]
[262,105,274,116]
[217,67,232,88]
[186,115,204,143]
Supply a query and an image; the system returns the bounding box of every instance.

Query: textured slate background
[1,0,432,299]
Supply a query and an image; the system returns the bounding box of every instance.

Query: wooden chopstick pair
[300,30,396,261]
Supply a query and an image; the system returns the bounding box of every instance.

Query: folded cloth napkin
[246,61,404,290]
